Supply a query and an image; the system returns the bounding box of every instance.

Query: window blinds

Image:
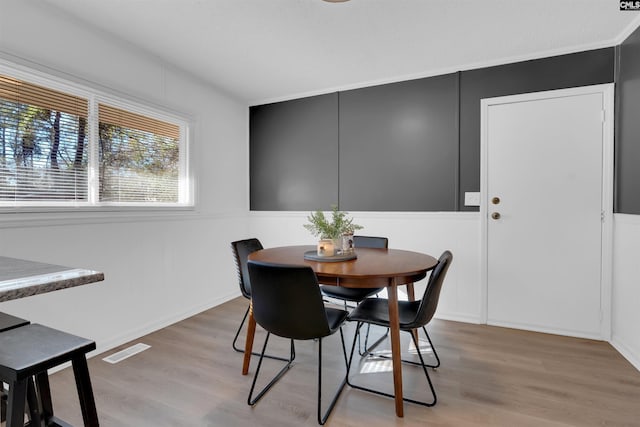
[0,75,89,203]
[98,103,180,203]
[0,75,88,117]
[98,104,179,139]
[0,70,186,207]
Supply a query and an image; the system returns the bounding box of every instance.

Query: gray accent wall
[250,93,339,211]
[339,74,458,211]
[250,48,615,212]
[617,27,640,214]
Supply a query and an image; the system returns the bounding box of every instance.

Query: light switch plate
[464,192,480,206]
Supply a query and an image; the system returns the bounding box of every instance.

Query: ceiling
[40,0,640,105]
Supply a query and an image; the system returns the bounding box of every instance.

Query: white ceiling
[41,0,640,105]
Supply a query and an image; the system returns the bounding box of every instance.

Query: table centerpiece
[303,205,362,257]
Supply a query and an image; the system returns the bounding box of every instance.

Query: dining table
[243,245,438,418]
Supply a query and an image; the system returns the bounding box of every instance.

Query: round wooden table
[243,245,438,418]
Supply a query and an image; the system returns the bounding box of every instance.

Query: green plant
[303,205,363,240]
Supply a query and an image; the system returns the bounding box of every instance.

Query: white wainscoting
[251,210,640,373]
[249,211,483,323]
[611,214,640,371]
[0,213,249,356]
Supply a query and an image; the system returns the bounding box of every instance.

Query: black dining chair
[320,235,389,353]
[346,250,453,407]
[231,238,293,362]
[320,235,388,307]
[246,260,349,425]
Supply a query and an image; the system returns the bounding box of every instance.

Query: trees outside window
[0,70,189,208]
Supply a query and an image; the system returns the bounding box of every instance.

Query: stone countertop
[0,256,104,302]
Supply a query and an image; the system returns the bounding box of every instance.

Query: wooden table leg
[406,283,419,344]
[242,302,256,375]
[387,281,404,417]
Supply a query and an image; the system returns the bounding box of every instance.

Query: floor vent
[102,343,151,364]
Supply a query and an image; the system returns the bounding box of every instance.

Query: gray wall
[339,73,458,211]
[250,93,339,211]
[616,27,640,214]
[250,48,615,212]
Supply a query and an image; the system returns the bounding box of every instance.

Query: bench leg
[6,379,26,427]
[36,371,54,424]
[72,356,99,427]
[1,386,6,422]
[26,376,43,426]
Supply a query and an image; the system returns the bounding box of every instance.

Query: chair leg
[407,330,437,406]
[394,326,439,369]
[422,327,440,369]
[360,324,389,356]
[346,322,363,384]
[360,326,439,368]
[232,305,250,353]
[248,333,295,406]
[317,328,348,425]
[347,322,437,407]
[359,294,389,356]
[234,304,297,363]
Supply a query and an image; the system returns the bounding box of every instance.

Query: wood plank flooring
[46,297,640,426]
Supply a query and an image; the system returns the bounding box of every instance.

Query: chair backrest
[231,238,264,299]
[353,235,389,249]
[247,260,333,340]
[413,251,453,327]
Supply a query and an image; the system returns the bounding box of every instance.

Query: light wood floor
[46,297,640,426]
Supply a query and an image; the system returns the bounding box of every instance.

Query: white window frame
[0,60,193,212]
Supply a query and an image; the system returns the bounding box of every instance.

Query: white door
[482,85,613,339]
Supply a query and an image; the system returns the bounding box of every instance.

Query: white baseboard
[611,335,640,372]
[487,319,602,341]
[435,312,482,324]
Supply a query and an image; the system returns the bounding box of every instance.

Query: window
[0,66,190,209]
[0,75,89,203]
[98,104,181,204]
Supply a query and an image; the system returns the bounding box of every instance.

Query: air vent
[102,343,150,364]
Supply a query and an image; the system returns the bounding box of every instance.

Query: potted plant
[304,206,362,255]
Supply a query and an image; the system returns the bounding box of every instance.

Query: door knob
[491,197,500,205]
[491,212,501,220]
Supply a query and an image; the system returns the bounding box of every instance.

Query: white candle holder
[317,239,335,257]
